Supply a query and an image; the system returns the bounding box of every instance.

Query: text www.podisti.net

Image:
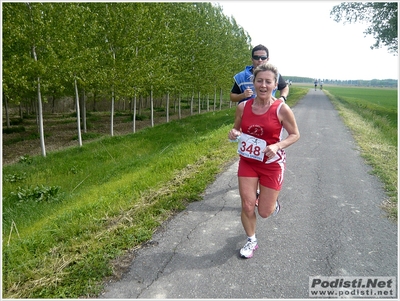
[309,277,396,298]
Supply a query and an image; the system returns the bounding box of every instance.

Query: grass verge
[324,89,397,220]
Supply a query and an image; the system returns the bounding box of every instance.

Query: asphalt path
[100,89,397,299]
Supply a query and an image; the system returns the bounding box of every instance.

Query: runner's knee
[258,207,274,218]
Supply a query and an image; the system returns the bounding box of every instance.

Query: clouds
[219,1,398,80]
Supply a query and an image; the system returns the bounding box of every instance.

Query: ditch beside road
[100,89,397,299]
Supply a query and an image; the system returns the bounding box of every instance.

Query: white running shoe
[255,190,260,207]
[272,199,280,217]
[240,238,258,258]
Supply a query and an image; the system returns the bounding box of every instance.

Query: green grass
[323,86,397,220]
[280,86,309,103]
[324,86,397,134]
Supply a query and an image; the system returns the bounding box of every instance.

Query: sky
[217,1,399,81]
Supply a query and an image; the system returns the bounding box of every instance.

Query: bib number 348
[237,133,266,162]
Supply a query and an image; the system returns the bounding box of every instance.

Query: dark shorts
[238,157,285,191]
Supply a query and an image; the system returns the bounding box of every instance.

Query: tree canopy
[2,2,253,107]
[330,2,398,54]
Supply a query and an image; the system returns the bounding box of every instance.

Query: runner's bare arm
[228,103,244,140]
[276,103,300,150]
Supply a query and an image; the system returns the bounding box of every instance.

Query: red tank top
[240,98,286,164]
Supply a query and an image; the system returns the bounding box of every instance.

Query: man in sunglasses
[230,44,289,103]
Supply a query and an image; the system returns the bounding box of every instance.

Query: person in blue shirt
[230,44,289,104]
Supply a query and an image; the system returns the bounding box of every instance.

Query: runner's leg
[238,176,258,236]
[257,185,280,218]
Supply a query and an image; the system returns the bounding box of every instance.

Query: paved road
[100,89,397,298]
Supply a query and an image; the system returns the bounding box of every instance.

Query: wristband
[280,96,287,102]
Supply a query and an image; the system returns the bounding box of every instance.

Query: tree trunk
[133,95,136,133]
[3,92,10,128]
[214,87,217,111]
[31,98,36,116]
[33,45,46,156]
[173,95,177,113]
[82,89,87,133]
[19,102,23,120]
[190,91,194,115]
[51,94,55,114]
[150,86,154,127]
[178,93,181,119]
[198,91,201,114]
[219,88,222,110]
[93,91,97,111]
[74,78,82,147]
[138,95,143,116]
[37,77,46,157]
[166,92,170,123]
[111,86,115,136]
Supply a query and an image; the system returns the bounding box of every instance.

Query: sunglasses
[252,55,268,60]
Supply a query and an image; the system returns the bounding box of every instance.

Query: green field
[323,86,397,110]
[324,86,397,129]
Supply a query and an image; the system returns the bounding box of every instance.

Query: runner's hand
[243,87,253,98]
[228,129,241,141]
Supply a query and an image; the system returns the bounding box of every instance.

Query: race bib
[237,133,267,162]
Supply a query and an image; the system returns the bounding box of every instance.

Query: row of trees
[288,76,398,88]
[327,79,398,88]
[2,2,252,156]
